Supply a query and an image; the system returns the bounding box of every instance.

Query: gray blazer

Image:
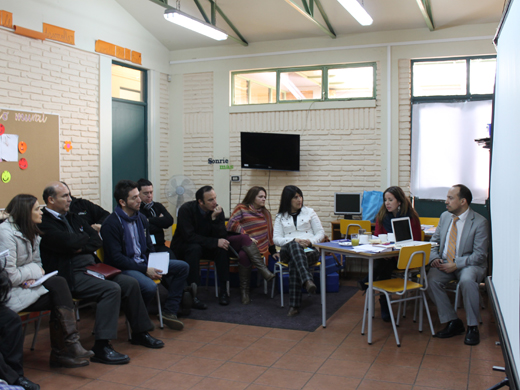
[430,208,489,270]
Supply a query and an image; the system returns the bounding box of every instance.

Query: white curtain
[411,100,492,204]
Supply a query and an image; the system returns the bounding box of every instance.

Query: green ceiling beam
[207,0,248,46]
[193,0,211,23]
[415,0,435,31]
[284,0,336,39]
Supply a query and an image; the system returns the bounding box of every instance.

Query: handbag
[85,263,121,280]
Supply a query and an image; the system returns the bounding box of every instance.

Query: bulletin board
[0,108,60,209]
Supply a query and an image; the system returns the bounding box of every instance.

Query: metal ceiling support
[149,0,248,46]
[415,0,435,31]
[284,0,336,39]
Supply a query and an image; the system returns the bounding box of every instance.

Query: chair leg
[279,265,285,308]
[385,292,400,347]
[156,288,163,329]
[361,291,368,335]
[214,262,219,298]
[126,319,132,341]
[30,316,42,351]
[421,291,435,335]
[418,294,424,332]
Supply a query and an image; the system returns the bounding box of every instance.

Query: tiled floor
[22,282,505,390]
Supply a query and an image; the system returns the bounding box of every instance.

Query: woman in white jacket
[273,186,324,317]
[0,194,92,369]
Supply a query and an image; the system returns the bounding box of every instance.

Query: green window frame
[411,55,496,103]
[231,62,376,106]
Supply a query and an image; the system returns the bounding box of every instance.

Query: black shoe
[380,296,391,322]
[91,342,130,365]
[464,326,480,345]
[357,277,368,292]
[219,291,230,306]
[162,312,184,330]
[130,332,164,349]
[304,279,317,294]
[192,297,208,310]
[179,291,193,316]
[14,376,40,390]
[434,318,465,339]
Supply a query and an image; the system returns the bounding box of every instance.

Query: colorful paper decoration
[1,170,11,183]
[19,158,28,170]
[0,123,4,135]
[18,141,27,154]
[64,141,72,152]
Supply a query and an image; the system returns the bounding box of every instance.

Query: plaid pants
[280,240,319,308]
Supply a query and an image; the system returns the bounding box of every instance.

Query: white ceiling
[115,0,505,52]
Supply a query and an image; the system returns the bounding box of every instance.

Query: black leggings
[24,275,73,311]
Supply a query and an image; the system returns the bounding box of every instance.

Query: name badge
[150,235,156,245]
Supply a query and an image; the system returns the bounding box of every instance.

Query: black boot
[242,243,275,282]
[238,264,252,304]
[379,296,391,322]
[49,308,90,368]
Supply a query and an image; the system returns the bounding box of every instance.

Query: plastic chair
[339,220,372,237]
[419,217,440,240]
[18,310,50,351]
[362,243,435,347]
[271,260,321,307]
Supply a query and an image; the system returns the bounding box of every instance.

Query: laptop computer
[391,217,431,248]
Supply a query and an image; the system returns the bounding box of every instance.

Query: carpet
[182,283,358,332]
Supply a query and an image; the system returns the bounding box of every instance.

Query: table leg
[368,257,374,345]
[321,248,327,328]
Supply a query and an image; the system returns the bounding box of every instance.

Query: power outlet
[231,175,241,182]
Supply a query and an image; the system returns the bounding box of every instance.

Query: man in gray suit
[427,184,489,345]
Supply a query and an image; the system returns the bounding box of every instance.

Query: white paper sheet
[148,252,169,275]
[0,134,19,162]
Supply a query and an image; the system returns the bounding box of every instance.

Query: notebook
[391,217,431,248]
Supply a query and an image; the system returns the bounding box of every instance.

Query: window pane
[328,67,374,99]
[111,64,144,102]
[470,58,496,95]
[413,60,467,97]
[233,72,276,105]
[279,70,322,101]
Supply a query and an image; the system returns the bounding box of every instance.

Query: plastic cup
[351,234,359,246]
[379,234,388,243]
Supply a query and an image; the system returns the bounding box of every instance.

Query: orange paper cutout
[64,141,73,152]
[18,141,27,154]
[19,158,28,170]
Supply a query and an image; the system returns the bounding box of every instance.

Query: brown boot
[238,264,251,305]
[242,243,275,282]
[49,307,91,368]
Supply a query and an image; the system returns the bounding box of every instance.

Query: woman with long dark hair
[0,194,92,368]
[358,186,421,321]
[227,186,276,304]
[273,186,324,317]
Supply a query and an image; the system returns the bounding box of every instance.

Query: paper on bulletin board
[0,134,19,161]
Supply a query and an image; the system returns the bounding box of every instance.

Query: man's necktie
[59,214,74,233]
[446,216,459,263]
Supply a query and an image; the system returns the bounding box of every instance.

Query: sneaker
[162,312,184,331]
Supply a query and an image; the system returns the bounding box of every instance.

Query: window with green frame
[232,62,376,105]
[411,56,496,100]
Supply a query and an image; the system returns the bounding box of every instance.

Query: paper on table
[29,270,58,288]
[0,134,19,162]
[351,245,394,253]
[148,252,169,275]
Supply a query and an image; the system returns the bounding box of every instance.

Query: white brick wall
[398,59,412,196]
[0,29,100,203]
[158,72,170,205]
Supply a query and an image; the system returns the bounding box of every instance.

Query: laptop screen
[392,217,413,242]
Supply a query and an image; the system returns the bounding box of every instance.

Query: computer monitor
[334,193,362,219]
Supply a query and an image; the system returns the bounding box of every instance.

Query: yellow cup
[351,238,359,246]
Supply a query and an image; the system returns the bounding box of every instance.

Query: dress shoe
[91,342,130,365]
[304,279,317,294]
[187,283,207,310]
[179,291,193,316]
[434,318,465,339]
[287,307,299,317]
[162,312,184,331]
[14,376,40,390]
[464,326,480,345]
[219,291,230,306]
[130,332,164,349]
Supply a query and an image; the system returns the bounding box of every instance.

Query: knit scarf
[114,207,147,260]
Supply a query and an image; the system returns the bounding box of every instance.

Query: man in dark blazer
[171,186,231,308]
[39,182,164,365]
[427,184,490,345]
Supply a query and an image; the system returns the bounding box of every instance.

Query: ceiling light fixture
[337,0,373,26]
[164,8,228,41]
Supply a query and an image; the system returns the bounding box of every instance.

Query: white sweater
[273,206,325,247]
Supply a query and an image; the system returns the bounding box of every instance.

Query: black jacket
[69,196,109,226]
[101,211,155,274]
[171,200,227,250]
[139,202,173,247]
[39,208,102,291]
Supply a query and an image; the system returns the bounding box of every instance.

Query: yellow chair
[419,217,440,240]
[339,220,372,237]
[361,243,434,347]
[18,310,50,351]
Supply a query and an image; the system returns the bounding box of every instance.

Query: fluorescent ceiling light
[337,0,373,26]
[164,9,228,41]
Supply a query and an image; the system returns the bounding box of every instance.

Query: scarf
[114,207,147,260]
[143,201,156,217]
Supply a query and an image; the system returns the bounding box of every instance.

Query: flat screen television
[334,193,362,218]
[241,132,300,171]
